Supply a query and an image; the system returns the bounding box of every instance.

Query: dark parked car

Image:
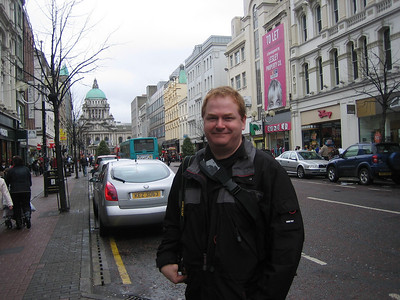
[327,142,400,185]
[275,150,328,178]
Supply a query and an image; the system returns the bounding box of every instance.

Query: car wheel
[98,216,108,237]
[358,168,372,185]
[297,166,305,179]
[391,174,400,185]
[327,166,338,182]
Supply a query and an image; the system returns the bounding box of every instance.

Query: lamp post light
[261,110,275,150]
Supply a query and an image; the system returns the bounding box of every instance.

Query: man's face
[203,95,246,157]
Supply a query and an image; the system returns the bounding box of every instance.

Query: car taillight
[372,155,378,164]
[105,182,118,201]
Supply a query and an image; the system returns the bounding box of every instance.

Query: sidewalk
[0,171,93,300]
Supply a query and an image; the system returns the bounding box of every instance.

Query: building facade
[185,35,232,148]
[79,79,131,155]
[163,64,187,155]
[290,0,400,150]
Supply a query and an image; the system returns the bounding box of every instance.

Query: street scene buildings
[0,0,399,164]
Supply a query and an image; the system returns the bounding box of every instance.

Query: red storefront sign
[266,122,291,133]
[318,109,332,119]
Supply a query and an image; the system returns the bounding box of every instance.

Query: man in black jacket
[156,86,304,299]
[5,156,32,229]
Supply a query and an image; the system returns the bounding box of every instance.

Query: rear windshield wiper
[113,176,126,183]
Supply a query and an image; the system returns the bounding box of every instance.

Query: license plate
[131,190,161,199]
[379,172,391,176]
[137,154,152,159]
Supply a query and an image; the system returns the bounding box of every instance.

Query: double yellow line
[109,237,132,284]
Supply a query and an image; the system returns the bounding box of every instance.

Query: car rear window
[111,164,170,183]
[298,151,322,160]
[376,144,400,153]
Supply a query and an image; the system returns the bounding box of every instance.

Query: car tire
[358,168,372,185]
[391,174,400,185]
[297,166,305,179]
[98,216,108,237]
[388,152,400,172]
[327,166,338,182]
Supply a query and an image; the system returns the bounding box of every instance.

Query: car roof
[97,155,118,158]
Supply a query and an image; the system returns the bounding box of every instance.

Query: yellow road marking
[110,237,131,284]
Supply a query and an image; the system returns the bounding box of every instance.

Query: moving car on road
[92,159,175,236]
[275,150,328,179]
[327,142,400,185]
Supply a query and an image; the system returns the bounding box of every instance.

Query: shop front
[357,97,400,143]
[0,113,18,167]
[161,138,180,161]
[300,105,342,151]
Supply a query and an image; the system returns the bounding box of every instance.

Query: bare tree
[356,50,400,142]
[23,0,112,211]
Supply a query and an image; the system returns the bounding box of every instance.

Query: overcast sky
[25,0,244,123]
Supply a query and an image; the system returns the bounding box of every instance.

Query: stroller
[2,203,35,229]
[2,205,13,229]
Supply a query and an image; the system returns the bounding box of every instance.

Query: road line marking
[308,197,400,215]
[110,237,131,284]
[389,293,400,300]
[368,188,391,192]
[301,252,327,265]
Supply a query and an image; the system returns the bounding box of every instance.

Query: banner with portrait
[262,23,287,110]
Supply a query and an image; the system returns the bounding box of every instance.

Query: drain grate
[91,232,111,286]
[125,296,152,300]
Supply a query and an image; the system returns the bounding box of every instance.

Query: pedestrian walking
[156,86,304,300]
[1,176,13,229]
[5,156,32,229]
[80,155,88,177]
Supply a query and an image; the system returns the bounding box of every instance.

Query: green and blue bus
[119,137,159,160]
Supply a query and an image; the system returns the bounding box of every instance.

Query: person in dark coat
[156,86,304,299]
[5,156,32,229]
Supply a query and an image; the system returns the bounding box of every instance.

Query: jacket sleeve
[257,159,305,300]
[156,166,184,269]
[0,178,13,207]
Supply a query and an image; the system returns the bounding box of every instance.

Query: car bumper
[304,168,327,176]
[102,205,167,227]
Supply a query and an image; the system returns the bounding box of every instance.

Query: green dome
[86,79,106,99]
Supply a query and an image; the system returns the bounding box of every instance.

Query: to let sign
[266,122,291,133]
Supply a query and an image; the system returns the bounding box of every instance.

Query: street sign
[37,144,41,150]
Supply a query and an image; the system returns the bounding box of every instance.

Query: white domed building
[79,79,131,155]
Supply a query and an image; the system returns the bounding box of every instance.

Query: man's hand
[160,264,187,284]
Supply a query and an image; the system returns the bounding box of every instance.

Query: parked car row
[90,159,175,236]
[275,142,400,185]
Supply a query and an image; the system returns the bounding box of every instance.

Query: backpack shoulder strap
[179,155,193,231]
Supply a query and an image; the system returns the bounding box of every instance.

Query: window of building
[361,36,369,76]
[304,63,310,94]
[230,55,233,67]
[241,47,245,61]
[351,42,358,80]
[352,0,357,14]
[315,5,322,33]
[235,50,240,65]
[318,57,324,90]
[302,14,307,42]
[332,0,339,24]
[254,30,259,59]
[383,28,392,70]
[332,49,339,85]
[235,75,241,89]
[231,78,234,88]
[253,5,258,29]
[242,72,247,88]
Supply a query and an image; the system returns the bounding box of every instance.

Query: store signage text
[266,122,291,133]
[318,110,332,119]
[0,128,8,137]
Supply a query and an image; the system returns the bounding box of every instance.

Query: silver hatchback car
[93,159,175,236]
[275,150,328,178]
